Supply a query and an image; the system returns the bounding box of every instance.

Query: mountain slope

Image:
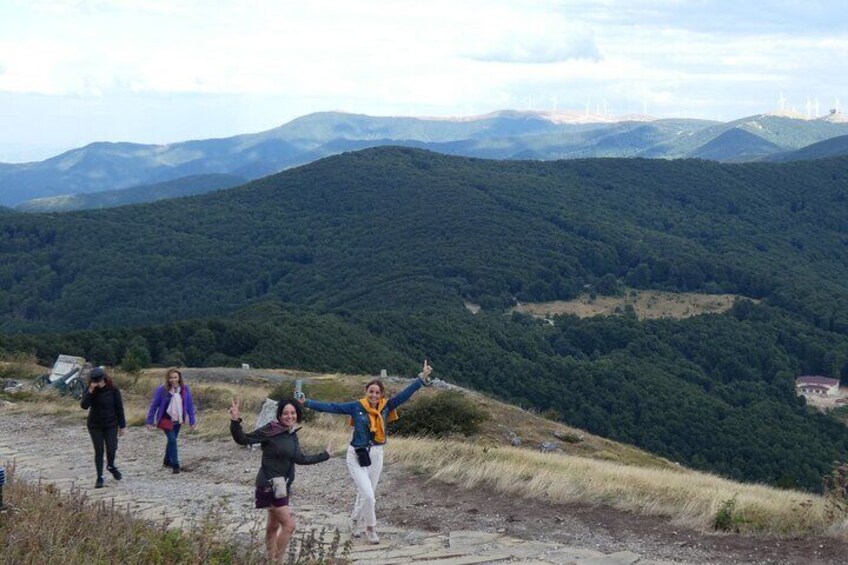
[690,127,783,161]
[769,133,848,162]
[14,173,247,212]
[4,147,848,490]
[0,111,716,206]
[2,147,848,330]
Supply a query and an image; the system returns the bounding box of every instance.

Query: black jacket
[230,420,328,492]
[80,386,126,429]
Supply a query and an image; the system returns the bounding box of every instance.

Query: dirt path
[1,409,844,564]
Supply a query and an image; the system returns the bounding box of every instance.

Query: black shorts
[255,486,288,509]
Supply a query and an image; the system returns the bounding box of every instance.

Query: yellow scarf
[349,398,399,444]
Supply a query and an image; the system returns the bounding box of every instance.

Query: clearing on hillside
[512,289,756,321]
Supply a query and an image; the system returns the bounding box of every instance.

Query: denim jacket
[305,378,423,448]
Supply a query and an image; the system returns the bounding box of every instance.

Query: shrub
[712,496,749,532]
[390,389,488,437]
[822,461,848,520]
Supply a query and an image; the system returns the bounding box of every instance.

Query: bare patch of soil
[374,472,847,565]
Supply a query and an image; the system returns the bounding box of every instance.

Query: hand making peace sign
[228,398,241,421]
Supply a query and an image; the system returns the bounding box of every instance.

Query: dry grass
[0,463,268,565]
[512,288,757,321]
[355,434,844,537]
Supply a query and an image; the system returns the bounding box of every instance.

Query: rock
[553,430,584,443]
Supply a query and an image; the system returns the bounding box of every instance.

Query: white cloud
[0,0,846,157]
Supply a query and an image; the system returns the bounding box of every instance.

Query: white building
[796,375,841,398]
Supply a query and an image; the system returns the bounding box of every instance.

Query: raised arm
[303,398,359,415]
[228,398,267,445]
[80,388,93,410]
[387,360,433,411]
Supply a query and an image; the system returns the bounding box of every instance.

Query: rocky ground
[1,407,846,564]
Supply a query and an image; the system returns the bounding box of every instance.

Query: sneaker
[366,529,380,545]
[107,466,122,480]
[163,458,172,468]
[172,465,180,474]
[350,519,361,538]
[95,476,104,489]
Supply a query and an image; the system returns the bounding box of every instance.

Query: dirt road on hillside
[1,408,845,564]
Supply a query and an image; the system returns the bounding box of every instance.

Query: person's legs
[363,445,384,542]
[88,427,105,479]
[165,423,181,470]
[268,505,295,560]
[104,426,118,467]
[264,509,279,558]
[345,446,377,527]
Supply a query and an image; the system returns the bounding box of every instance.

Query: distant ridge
[15,173,247,212]
[2,109,848,206]
[767,133,848,162]
[691,127,782,162]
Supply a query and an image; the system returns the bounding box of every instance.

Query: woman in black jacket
[79,367,126,488]
[229,397,332,561]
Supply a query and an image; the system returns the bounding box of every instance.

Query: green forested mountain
[769,133,848,162]
[2,147,848,332]
[3,147,848,490]
[14,173,247,212]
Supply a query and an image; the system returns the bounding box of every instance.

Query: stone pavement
[0,411,689,564]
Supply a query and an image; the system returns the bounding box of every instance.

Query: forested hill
[4,147,848,490]
[2,147,848,333]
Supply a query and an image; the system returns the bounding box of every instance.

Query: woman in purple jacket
[145,368,196,473]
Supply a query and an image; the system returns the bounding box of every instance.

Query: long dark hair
[276,398,303,422]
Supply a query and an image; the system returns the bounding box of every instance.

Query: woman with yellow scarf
[297,360,433,544]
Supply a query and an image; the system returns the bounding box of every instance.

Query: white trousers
[346,444,384,527]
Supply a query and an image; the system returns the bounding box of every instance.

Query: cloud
[466,15,601,63]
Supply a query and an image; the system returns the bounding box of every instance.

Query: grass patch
[0,463,351,564]
[512,288,754,321]
[370,435,842,537]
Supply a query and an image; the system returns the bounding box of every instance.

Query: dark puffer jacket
[80,385,126,429]
[230,420,329,494]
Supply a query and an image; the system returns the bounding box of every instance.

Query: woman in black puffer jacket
[80,367,126,489]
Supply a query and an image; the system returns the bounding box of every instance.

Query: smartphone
[294,379,303,398]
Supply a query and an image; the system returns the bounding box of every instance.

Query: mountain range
[4,109,848,209]
[3,147,848,490]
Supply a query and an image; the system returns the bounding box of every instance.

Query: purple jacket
[145,384,196,426]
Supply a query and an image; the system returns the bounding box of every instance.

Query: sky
[1,0,847,162]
